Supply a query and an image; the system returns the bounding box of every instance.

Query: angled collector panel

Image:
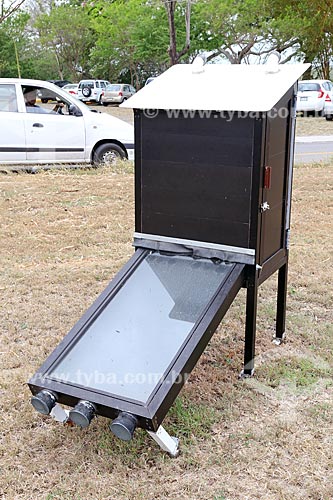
[29,249,245,431]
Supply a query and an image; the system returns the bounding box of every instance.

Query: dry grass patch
[0,163,332,500]
[295,115,333,136]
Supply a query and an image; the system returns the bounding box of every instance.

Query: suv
[39,80,71,103]
[296,79,333,119]
[77,79,111,104]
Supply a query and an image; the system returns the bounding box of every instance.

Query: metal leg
[147,425,179,457]
[273,260,288,345]
[241,268,258,377]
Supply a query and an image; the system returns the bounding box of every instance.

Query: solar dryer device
[29,61,309,456]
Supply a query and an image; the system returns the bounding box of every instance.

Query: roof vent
[265,51,281,74]
[192,54,207,74]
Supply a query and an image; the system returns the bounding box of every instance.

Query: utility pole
[14,39,21,78]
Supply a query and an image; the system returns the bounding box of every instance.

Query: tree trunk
[164,0,191,66]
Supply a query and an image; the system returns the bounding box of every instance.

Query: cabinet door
[259,95,292,263]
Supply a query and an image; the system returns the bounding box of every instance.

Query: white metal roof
[122,63,310,112]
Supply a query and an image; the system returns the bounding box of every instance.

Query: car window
[0,84,18,112]
[21,85,76,116]
[100,82,106,88]
[79,81,94,89]
[130,86,136,93]
[96,81,100,88]
[322,82,329,91]
[298,83,321,92]
[109,84,121,91]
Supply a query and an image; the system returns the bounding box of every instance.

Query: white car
[0,78,134,165]
[77,79,111,104]
[62,83,79,98]
[296,79,333,120]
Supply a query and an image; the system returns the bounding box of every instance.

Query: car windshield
[298,83,321,92]
[107,84,121,91]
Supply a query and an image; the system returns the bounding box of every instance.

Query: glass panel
[0,84,18,112]
[49,253,232,404]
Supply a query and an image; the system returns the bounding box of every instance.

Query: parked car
[77,79,111,104]
[102,84,136,106]
[62,83,79,98]
[296,79,333,119]
[38,79,72,103]
[0,78,134,166]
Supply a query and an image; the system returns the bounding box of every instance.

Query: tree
[0,11,37,77]
[163,0,192,66]
[0,0,26,24]
[191,0,305,64]
[35,3,95,80]
[89,0,173,86]
[294,0,333,78]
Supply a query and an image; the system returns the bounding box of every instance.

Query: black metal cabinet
[135,87,295,274]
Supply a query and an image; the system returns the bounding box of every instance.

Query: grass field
[0,162,332,500]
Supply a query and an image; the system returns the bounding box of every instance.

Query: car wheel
[41,99,48,104]
[102,102,108,107]
[325,114,333,121]
[82,86,91,98]
[93,143,126,165]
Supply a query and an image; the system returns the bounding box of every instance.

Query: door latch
[260,201,270,212]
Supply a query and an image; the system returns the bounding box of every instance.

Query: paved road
[295,135,333,164]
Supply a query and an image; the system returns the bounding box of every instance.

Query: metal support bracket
[239,368,255,379]
[272,333,286,346]
[147,425,179,457]
[50,403,70,424]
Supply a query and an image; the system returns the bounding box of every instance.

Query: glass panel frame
[29,248,244,430]
[48,252,234,404]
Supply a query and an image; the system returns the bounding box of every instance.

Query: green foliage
[0,0,331,82]
[87,0,172,85]
[0,13,32,77]
[35,3,96,80]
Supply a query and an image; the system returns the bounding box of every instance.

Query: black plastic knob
[110,412,138,441]
[69,401,95,428]
[31,390,57,415]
